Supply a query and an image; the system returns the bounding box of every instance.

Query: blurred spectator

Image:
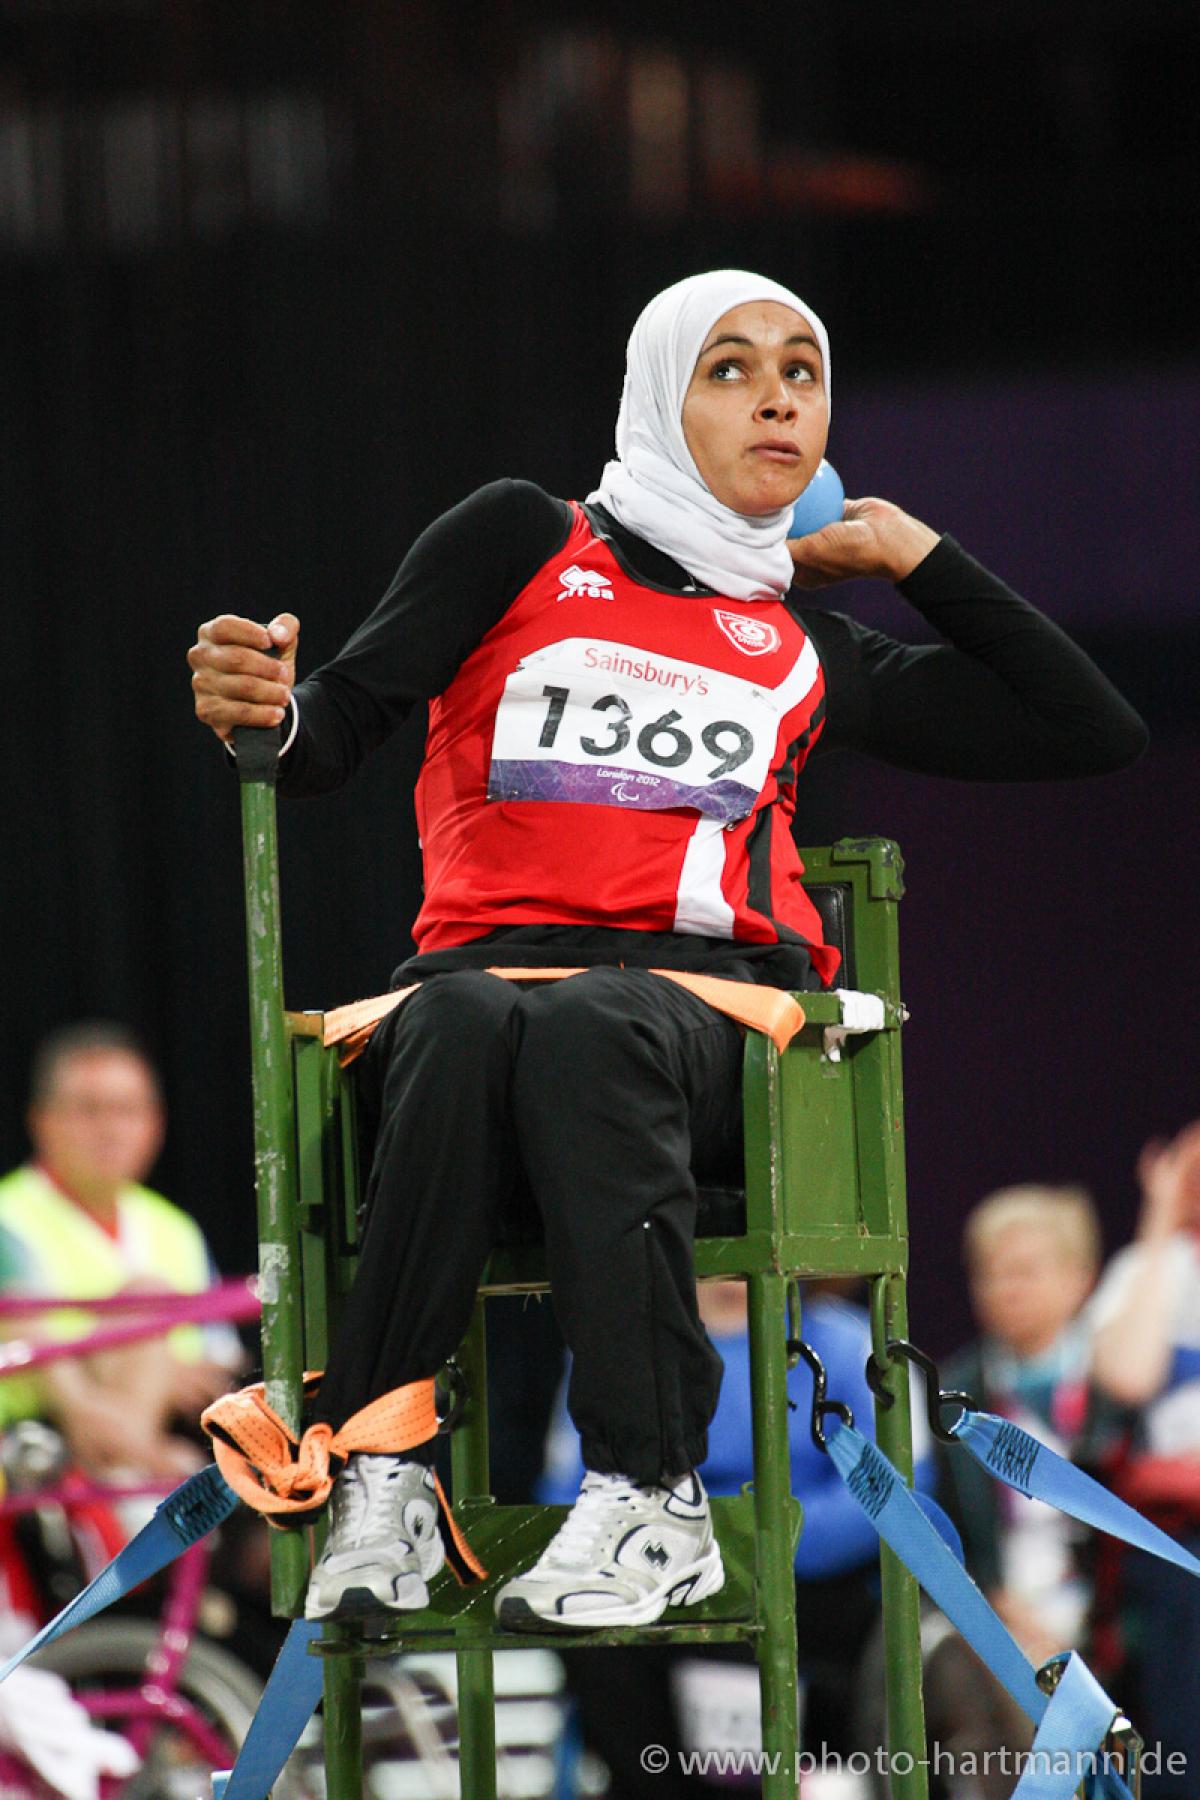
[1091,1122,1200,1443]
[892,1183,1135,1800]
[0,1023,240,1481]
[936,1183,1126,1665]
[1090,1123,1200,1800]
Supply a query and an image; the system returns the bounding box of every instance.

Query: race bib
[487,638,782,824]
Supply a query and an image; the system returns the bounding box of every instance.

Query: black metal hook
[434,1359,469,1434]
[865,1338,974,1445]
[789,1338,855,1453]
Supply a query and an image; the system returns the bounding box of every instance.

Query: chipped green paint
[237,774,302,1432]
[238,771,306,1620]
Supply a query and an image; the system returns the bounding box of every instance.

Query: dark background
[3,0,1197,1353]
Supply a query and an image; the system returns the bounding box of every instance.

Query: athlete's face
[681,301,829,518]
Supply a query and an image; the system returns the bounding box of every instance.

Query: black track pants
[311,967,745,1483]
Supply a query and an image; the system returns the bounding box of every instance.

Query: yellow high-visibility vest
[0,1164,213,1426]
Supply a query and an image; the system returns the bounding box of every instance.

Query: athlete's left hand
[787,496,939,588]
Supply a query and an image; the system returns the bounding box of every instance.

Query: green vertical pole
[747,1272,800,1799]
[457,1651,498,1800]
[870,1275,929,1800]
[450,1300,491,1501]
[450,1300,497,1799]
[322,1655,364,1800]
[233,725,307,1613]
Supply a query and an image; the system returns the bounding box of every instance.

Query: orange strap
[201,1376,486,1583]
[324,967,805,1066]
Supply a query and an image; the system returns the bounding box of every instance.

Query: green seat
[239,806,928,1799]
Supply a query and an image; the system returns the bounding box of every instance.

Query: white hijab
[588,269,831,603]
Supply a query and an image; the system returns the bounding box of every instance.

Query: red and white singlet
[412,503,839,984]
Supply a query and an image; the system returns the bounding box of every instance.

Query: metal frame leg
[870,1273,929,1800]
[322,1656,364,1800]
[747,1271,800,1798]
[457,1650,498,1800]
[451,1301,497,1800]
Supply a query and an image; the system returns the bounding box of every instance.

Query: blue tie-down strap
[1014,1656,1133,1800]
[952,1408,1200,1580]
[827,1425,1047,1722]
[210,1619,325,1800]
[0,1462,240,1685]
[825,1424,1134,1800]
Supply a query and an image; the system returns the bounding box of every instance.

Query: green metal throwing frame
[236,734,927,1800]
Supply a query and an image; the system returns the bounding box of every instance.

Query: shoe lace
[541,1473,644,1570]
[331,1454,411,1546]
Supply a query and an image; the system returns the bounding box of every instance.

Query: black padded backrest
[806,882,852,986]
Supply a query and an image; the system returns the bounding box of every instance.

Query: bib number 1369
[487,636,782,822]
[538,684,753,778]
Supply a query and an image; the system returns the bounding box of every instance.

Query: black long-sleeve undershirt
[266,479,1145,985]
[277,478,1147,800]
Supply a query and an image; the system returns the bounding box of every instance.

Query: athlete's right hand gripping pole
[232,720,306,1603]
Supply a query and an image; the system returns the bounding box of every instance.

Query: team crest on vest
[557,564,614,602]
[712,610,781,657]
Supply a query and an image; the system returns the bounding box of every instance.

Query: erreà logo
[642,1542,670,1569]
[713,610,781,656]
[557,565,614,602]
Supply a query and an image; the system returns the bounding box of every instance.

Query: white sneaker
[495,1470,724,1631]
[304,1454,444,1620]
